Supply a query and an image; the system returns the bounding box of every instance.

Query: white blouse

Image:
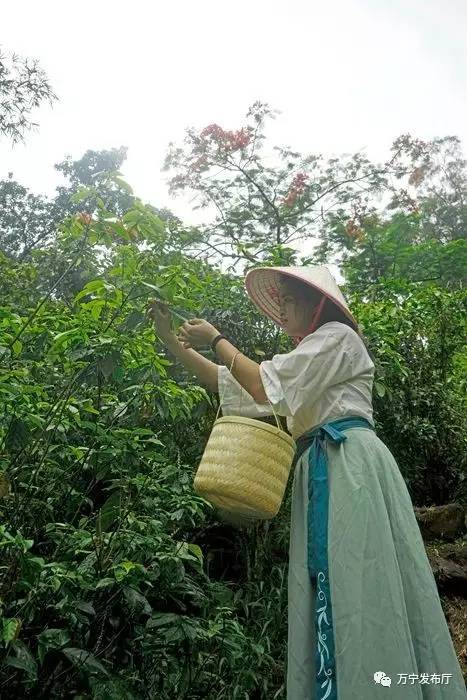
[217,321,375,440]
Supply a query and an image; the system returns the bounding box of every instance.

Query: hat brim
[244,267,358,332]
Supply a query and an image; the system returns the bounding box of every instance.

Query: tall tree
[54,147,135,217]
[0,175,58,258]
[163,102,410,269]
[0,148,181,260]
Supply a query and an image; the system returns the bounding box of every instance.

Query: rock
[425,538,467,597]
[427,553,467,597]
[414,503,465,542]
[431,540,467,566]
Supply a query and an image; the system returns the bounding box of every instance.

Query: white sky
[1,0,466,277]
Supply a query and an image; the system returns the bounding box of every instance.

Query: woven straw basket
[193,354,296,526]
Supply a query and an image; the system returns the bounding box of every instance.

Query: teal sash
[292,415,375,700]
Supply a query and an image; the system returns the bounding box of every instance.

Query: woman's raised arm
[164,334,219,393]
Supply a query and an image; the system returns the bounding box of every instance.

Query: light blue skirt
[287,424,466,699]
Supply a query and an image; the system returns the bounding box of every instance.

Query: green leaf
[37,628,71,665]
[71,187,92,203]
[5,641,38,680]
[62,648,109,677]
[123,587,152,616]
[147,612,181,628]
[2,618,21,644]
[112,366,125,382]
[99,491,122,531]
[113,177,133,194]
[114,560,137,582]
[50,328,80,351]
[97,336,114,345]
[90,299,106,321]
[187,544,203,565]
[74,279,106,302]
[0,383,17,396]
[95,578,115,589]
[374,381,386,398]
[12,340,22,356]
[141,281,167,298]
[75,601,96,616]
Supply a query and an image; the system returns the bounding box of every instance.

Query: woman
[147,265,466,699]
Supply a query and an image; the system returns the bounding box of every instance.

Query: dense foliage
[0,101,465,697]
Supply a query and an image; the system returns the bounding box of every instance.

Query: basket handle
[215,353,282,431]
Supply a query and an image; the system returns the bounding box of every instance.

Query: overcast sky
[1,0,466,273]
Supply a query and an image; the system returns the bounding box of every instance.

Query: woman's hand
[146,299,174,342]
[177,319,220,349]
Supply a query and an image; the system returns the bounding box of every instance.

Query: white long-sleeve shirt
[217,321,375,440]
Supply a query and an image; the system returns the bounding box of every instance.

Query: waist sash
[292,415,375,700]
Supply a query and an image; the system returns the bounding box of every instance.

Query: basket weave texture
[194,415,296,521]
[193,351,296,524]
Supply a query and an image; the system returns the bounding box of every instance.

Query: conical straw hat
[244,266,358,338]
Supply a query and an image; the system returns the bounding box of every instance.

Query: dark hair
[278,274,376,362]
[279,275,352,328]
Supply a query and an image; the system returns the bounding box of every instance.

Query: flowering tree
[164,102,399,269]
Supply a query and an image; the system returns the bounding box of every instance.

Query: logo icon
[374,671,392,687]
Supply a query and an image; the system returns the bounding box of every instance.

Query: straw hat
[244,265,358,342]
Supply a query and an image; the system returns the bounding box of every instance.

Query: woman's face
[277,282,314,336]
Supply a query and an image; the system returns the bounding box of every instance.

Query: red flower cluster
[291,173,309,191]
[200,124,250,152]
[200,124,225,140]
[283,172,309,207]
[223,128,251,151]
